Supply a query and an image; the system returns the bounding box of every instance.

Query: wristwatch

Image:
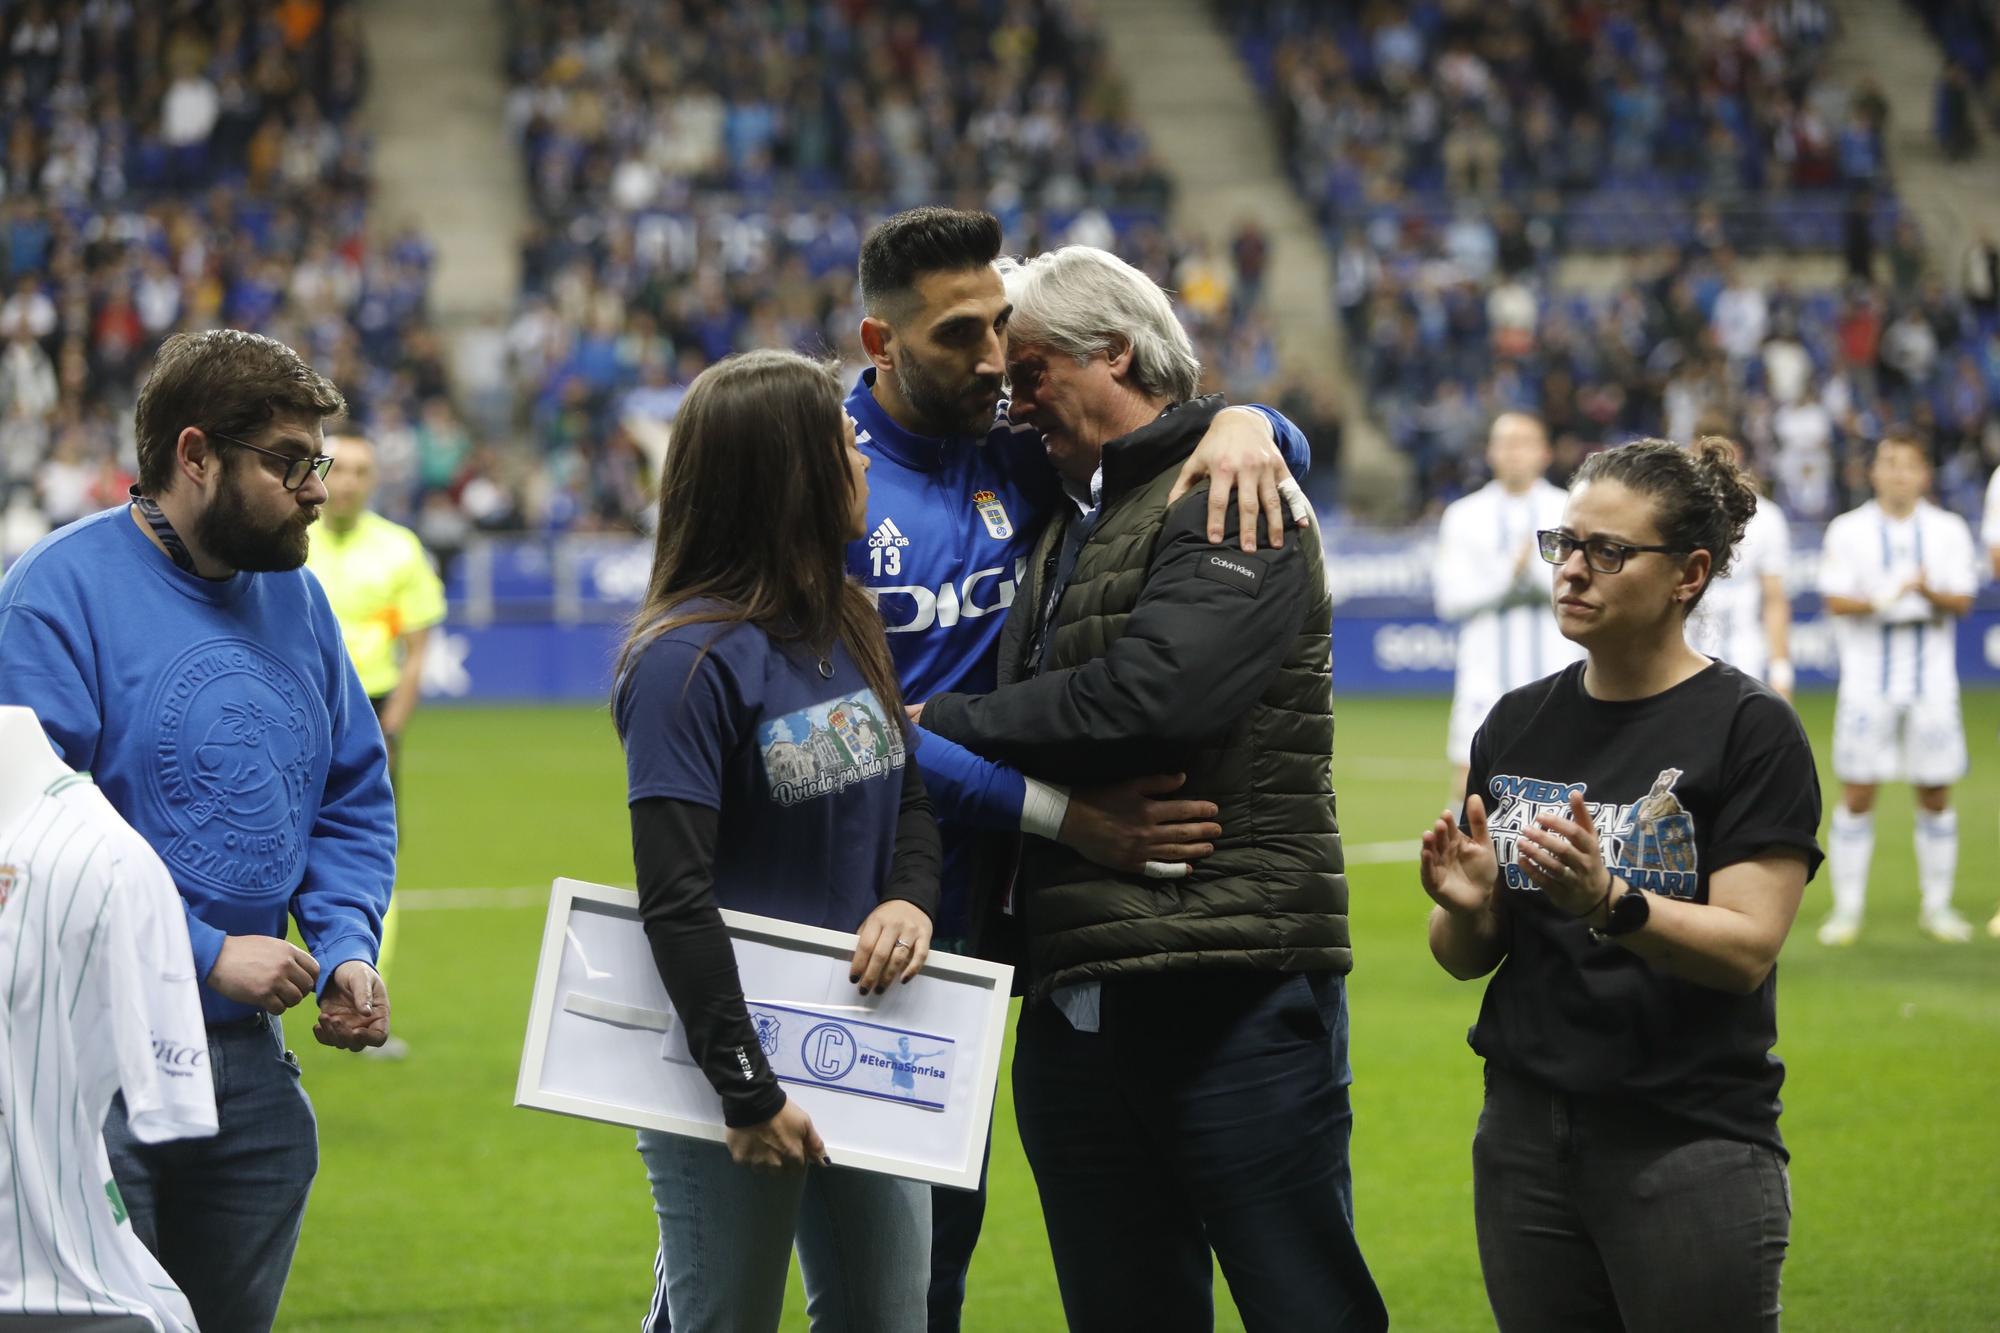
[1590,886,1650,941]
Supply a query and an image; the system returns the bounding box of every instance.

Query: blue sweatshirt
[842,371,1310,939]
[0,506,396,1022]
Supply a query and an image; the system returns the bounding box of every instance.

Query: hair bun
[1689,434,1758,549]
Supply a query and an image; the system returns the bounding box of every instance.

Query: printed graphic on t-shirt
[1485,767,1700,899]
[757,689,905,807]
[1609,768,1697,880]
[148,639,324,895]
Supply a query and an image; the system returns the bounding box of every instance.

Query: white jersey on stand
[1687,498,1790,679]
[1819,499,1978,704]
[0,773,216,1331]
[1434,479,1582,764]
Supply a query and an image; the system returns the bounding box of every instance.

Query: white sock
[1914,807,1958,916]
[1829,805,1875,919]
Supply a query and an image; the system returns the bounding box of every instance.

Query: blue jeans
[636,1128,931,1333]
[101,1012,318,1333]
[1473,1064,1791,1332]
[1012,971,1386,1333]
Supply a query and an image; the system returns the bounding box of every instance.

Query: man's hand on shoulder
[313,959,391,1051]
[207,935,319,1014]
[1167,406,1312,553]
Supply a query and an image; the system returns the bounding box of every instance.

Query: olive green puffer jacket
[922,396,1350,996]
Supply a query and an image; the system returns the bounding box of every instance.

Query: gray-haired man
[916,247,1386,1332]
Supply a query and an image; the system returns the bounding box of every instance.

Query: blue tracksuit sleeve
[290,622,398,994]
[0,603,102,768]
[1246,404,1311,481]
[0,602,232,981]
[910,725,1029,832]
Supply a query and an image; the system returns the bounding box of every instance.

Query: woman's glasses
[1536,529,1688,575]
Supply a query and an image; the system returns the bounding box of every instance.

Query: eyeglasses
[210,431,336,492]
[1536,529,1688,575]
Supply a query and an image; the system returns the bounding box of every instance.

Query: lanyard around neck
[129,487,196,573]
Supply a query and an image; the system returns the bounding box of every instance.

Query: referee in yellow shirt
[309,425,446,1059]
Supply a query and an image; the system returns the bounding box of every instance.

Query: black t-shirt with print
[1463,660,1823,1154]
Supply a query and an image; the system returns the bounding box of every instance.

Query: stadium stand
[494,0,1303,535]
[1220,0,1999,519]
[0,0,439,560]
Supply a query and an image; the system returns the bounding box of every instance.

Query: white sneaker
[1987,908,2000,940]
[1919,908,1974,943]
[1817,913,1862,947]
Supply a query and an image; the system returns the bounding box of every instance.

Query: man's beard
[195,467,315,572]
[893,350,1002,438]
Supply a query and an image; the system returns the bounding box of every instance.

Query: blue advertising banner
[421,526,2000,702]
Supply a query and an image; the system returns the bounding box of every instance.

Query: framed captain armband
[516,878,1012,1190]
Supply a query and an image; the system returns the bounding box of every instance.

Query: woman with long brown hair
[613,349,940,1332]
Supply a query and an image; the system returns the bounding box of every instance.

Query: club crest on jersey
[0,864,17,909]
[972,489,1013,540]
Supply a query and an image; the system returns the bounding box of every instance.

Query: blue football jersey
[845,370,1061,703]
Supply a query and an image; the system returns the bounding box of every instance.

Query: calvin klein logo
[1197,552,1265,595]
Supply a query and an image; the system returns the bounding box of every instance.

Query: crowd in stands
[1344,230,2000,523]
[0,0,451,562]
[1911,0,2000,158]
[1222,0,2000,523]
[1221,0,1880,253]
[495,0,1312,536]
[12,0,1998,555]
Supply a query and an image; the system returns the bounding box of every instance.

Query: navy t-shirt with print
[1463,660,1823,1155]
[617,616,906,934]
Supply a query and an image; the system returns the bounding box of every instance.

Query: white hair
[997,246,1202,403]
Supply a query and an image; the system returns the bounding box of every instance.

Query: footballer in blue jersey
[850,209,1310,1333]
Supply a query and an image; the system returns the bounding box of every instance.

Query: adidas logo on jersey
[868,518,911,577]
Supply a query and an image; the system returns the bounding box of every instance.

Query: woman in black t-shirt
[1419,437,1823,1333]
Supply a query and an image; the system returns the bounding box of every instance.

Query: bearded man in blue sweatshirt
[0,329,396,1332]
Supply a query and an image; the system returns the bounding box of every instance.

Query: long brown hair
[614,349,903,723]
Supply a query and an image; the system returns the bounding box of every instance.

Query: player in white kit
[1435,412,1583,799]
[1980,461,2000,938]
[0,707,217,1331]
[1817,434,1979,944]
[1685,438,1794,695]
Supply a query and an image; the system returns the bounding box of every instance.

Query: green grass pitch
[278,693,2000,1330]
